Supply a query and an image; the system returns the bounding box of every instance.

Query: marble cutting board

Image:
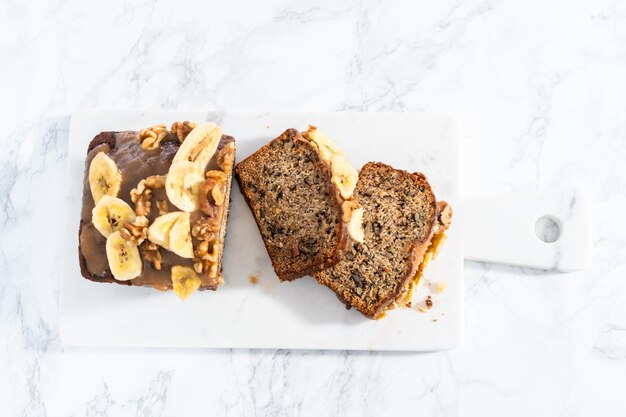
[60,110,589,351]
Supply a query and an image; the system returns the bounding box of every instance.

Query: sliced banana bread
[235,126,364,281]
[314,162,452,319]
[78,121,236,299]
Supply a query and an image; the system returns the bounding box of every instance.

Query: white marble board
[60,110,461,351]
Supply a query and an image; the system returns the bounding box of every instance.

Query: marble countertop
[2,0,626,415]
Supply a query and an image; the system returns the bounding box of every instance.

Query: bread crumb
[416,296,434,313]
[435,281,448,293]
[249,274,259,284]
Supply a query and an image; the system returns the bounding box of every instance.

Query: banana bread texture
[235,128,355,281]
[314,162,452,318]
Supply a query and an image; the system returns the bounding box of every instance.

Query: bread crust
[235,128,351,281]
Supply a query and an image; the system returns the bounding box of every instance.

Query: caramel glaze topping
[80,131,234,291]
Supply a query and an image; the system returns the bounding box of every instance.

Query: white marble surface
[1,0,626,415]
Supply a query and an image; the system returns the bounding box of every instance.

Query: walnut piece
[138,125,168,150]
[438,202,452,229]
[191,216,220,241]
[119,216,149,246]
[212,184,224,206]
[205,170,227,182]
[170,121,197,142]
[141,241,162,270]
[341,199,361,223]
[130,175,166,216]
[193,239,219,278]
[199,171,227,214]
[217,142,236,172]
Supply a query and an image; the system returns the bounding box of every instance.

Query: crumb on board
[248,274,259,284]
[415,296,434,313]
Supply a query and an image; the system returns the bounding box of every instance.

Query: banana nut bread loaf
[314,162,452,319]
[235,126,364,281]
[78,121,236,299]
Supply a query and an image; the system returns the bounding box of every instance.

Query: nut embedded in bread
[235,127,363,281]
[314,162,452,319]
[78,122,236,299]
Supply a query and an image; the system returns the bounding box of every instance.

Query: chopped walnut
[197,240,219,262]
[131,188,151,216]
[138,125,168,150]
[205,170,227,182]
[119,216,149,246]
[191,216,220,241]
[130,175,166,216]
[199,171,227,213]
[170,121,197,142]
[341,199,361,223]
[193,239,219,278]
[437,202,452,229]
[207,262,218,279]
[217,142,236,172]
[145,175,166,188]
[212,185,224,206]
[141,241,162,270]
[207,170,226,206]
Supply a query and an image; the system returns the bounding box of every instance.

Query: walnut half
[138,125,168,150]
[193,239,219,278]
[217,142,236,172]
[199,171,227,214]
[171,121,197,142]
[130,175,166,216]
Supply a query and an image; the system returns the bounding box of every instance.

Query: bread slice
[78,122,236,298]
[314,162,452,319]
[235,127,363,281]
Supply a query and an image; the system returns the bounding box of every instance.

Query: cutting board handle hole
[535,215,561,243]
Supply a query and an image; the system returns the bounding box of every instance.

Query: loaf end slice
[313,162,452,319]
